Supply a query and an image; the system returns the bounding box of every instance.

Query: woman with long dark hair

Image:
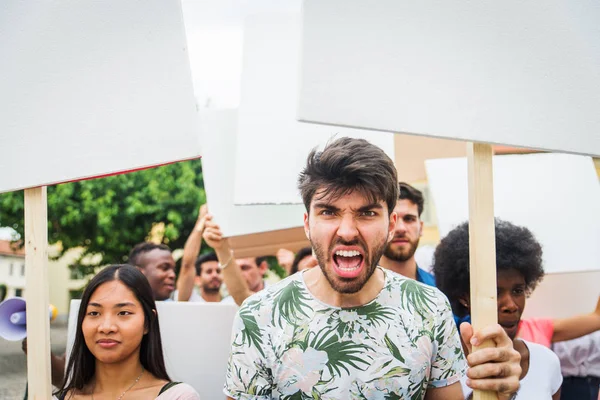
[55,264,199,399]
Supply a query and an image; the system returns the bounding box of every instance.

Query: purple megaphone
[0,297,58,341]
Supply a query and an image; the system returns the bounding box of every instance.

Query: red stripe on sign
[23,156,203,190]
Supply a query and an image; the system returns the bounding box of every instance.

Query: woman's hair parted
[432,219,545,318]
[56,264,170,397]
[298,137,398,214]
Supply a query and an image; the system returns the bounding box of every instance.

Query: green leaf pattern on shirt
[225,270,466,399]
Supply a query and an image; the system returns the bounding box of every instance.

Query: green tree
[0,159,205,276]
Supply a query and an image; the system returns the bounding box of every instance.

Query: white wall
[0,255,26,298]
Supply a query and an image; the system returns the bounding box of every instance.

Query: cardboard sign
[0,0,200,193]
[298,0,600,156]
[201,109,306,238]
[234,13,395,205]
[523,271,600,320]
[426,153,600,274]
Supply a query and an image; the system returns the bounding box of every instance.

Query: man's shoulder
[416,266,436,287]
[383,269,450,306]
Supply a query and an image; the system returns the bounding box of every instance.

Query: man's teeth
[335,250,361,257]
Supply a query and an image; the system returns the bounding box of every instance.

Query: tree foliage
[0,159,205,275]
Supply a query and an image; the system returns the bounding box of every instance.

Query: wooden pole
[24,186,52,399]
[467,143,498,400]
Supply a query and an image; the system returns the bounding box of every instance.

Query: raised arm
[202,216,253,306]
[276,248,295,275]
[552,296,600,343]
[176,205,208,302]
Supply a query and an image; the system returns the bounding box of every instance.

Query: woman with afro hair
[433,219,562,400]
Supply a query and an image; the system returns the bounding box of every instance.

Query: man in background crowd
[289,246,318,275]
[128,242,176,301]
[379,182,435,286]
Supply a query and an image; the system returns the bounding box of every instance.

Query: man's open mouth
[332,249,364,278]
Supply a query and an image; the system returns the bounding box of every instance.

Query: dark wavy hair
[432,219,544,318]
[291,247,314,275]
[195,251,218,275]
[398,182,424,216]
[56,265,170,397]
[298,137,398,215]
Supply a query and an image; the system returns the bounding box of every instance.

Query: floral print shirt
[224,268,466,399]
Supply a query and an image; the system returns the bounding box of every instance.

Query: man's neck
[201,289,222,302]
[303,267,386,308]
[379,256,418,280]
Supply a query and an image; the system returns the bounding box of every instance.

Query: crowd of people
[22,137,599,399]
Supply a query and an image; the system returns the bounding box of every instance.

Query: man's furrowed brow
[357,203,384,212]
[312,202,340,211]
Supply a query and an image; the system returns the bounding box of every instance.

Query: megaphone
[0,297,58,341]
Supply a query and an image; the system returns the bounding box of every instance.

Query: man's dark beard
[383,237,419,262]
[311,236,388,294]
[202,285,221,294]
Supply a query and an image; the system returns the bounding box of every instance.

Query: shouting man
[223,137,521,399]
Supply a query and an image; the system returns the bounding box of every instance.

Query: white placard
[0,0,200,193]
[426,153,600,274]
[523,271,600,320]
[66,300,237,399]
[201,109,305,236]
[298,0,600,157]
[234,13,395,205]
[180,0,301,109]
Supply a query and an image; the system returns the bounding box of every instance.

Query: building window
[9,263,14,276]
[15,288,23,297]
[20,264,25,276]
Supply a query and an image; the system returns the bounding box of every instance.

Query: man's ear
[136,265,146,276]
[387,211,398,242]
[418,220,424,238]
[258,260,269,276]
[303,212,310,240]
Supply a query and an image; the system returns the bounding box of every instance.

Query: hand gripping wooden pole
[467,143,499,400]
[24,186,52,399]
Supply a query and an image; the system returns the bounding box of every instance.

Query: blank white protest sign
[523,270,600,319]
[426,153,600,274]
[201,109,305,237]
[67,301,238,399]
[234,12,395,205]
[298,0,600,156]
[0,0,201,193]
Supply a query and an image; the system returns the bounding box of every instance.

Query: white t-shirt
[461,339,562,399]
[172,289,235,304]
